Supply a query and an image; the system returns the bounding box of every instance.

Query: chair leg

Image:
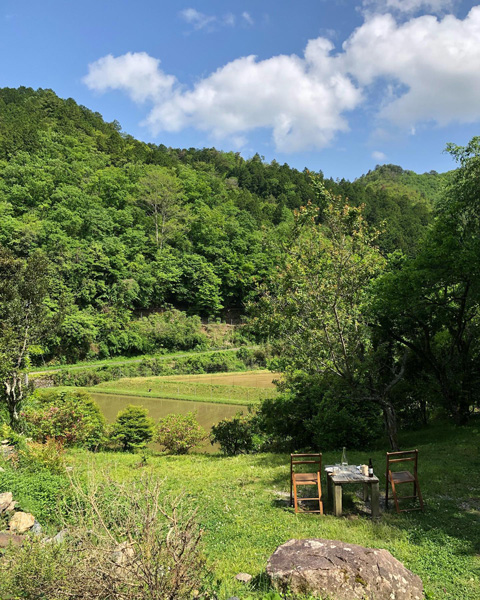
[293,478,299,513]
[385,474,389,509]
[390,479,401,514]
[415,476,424,510]
[317,472,323,515]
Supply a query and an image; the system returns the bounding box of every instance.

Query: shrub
[130,309,208,353]
[156,412,207,454]
[110,405,155,451]
[21,389,106,449]
[210,412,259,455]
[17,438,66,475]
[258,373,382,451]
[0,476,209,600]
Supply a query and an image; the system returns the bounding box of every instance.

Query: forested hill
[355,163,451,205]
[0,87,449,362]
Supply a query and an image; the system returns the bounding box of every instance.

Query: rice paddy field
[87,370,280,405]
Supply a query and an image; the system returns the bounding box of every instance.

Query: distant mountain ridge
[354,163,453,207]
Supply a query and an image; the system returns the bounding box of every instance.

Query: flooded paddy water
[90,370,279,452]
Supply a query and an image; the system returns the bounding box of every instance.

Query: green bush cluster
[110,406,207,455]
[210,411,261,456]
[258,374,382,451]
[17,389,210,456]
[21,389,106,449]
[156,412,207,454]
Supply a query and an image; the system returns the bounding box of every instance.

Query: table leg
[371,481,380,518]
[327,474,332,504]
[363,483,369,501]
[333,484,343,517]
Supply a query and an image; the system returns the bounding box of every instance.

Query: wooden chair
[386,450,424,513]
[290,453,323,514]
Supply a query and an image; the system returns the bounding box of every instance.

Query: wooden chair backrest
[386,449,418,475]
[291,453,322,477]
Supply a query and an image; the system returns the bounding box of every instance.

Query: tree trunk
[381,399,399,451]
[4,372,23,429]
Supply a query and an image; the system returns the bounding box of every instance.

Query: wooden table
[325,466,380,518]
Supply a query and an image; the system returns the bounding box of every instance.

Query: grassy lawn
[62,419,480,600]
[87,370,278,405]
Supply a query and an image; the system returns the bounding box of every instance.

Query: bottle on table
[341,447,348,467]
[368,458,374,477]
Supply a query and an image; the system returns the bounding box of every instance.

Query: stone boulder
[267,539,423,600]
[9,511,35,534]
[0,492,13,513]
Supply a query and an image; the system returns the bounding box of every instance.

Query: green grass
[60,419,480,600]
[88,372,277,405]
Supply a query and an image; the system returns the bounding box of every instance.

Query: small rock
[1,440,9,445]
[0,466,5,472]
[111,541,135,568]
[6,501,17,512]
[31,520,42,535]
[0,492,13,513]
[235,573,252,583]
[9,511,36,534]
[0,532,24,548]
[47,529,67,544]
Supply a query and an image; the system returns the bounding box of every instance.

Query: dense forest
[0,87,444,364]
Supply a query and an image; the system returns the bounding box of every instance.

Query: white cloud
[83,6,480,152]
[372,150,387,160]
[363,0,457,14]
[83,52,176,103]
[179,8,216,30]
[224,13,236,26]
[146,40,361,152]
[342,7,480,126]
[242,12,254,25]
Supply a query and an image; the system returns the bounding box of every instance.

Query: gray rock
[50,529,67,544]
[31,520,42,535]
[235,572,252,583]
[267,538,423,600]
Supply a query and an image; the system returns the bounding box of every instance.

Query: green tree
[111,404,155,451]
[373,138,480,423]
[0,248,52,426]
[251,185,403,449]
[138,166,185,249]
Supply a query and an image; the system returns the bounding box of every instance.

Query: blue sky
[1,0,479,179]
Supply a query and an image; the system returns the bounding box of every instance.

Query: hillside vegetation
[0,86,444,364]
